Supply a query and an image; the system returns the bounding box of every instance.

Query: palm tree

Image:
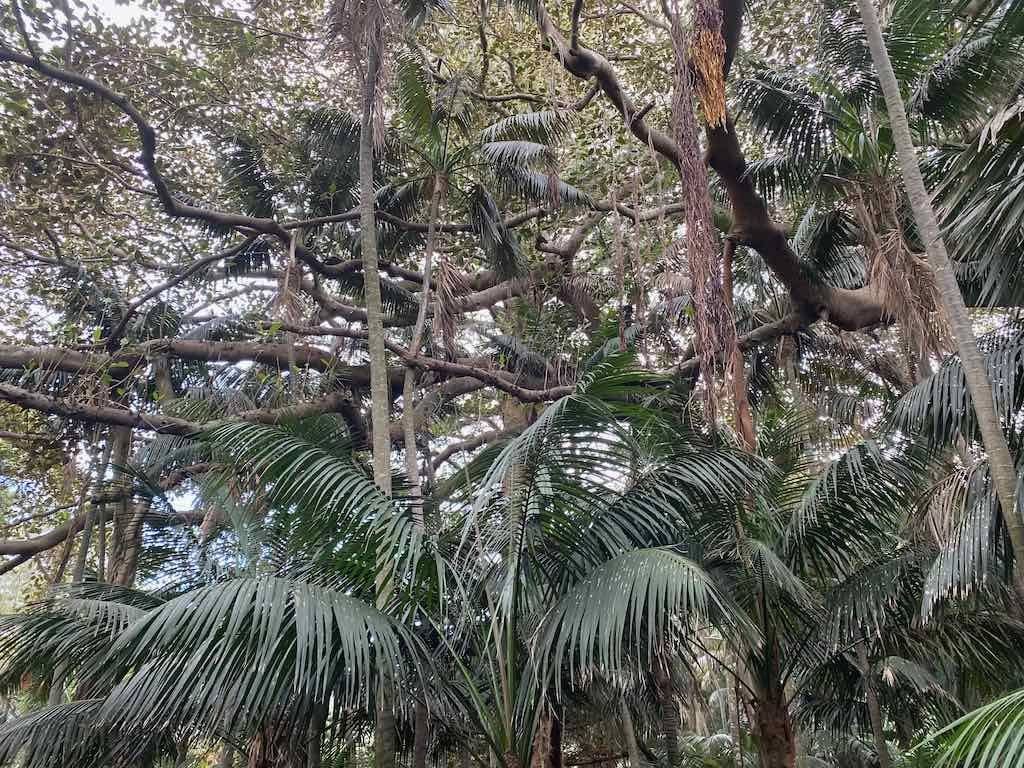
[852,0,1024,596]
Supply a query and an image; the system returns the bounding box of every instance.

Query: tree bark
[360,40,397,768]
[618,699,644,768]
[655,665,682,768]
[111,497,150,587]
[857,642,891,768]
[360,44,392,499]
[757,692,794,768]
[723,238,755,450]
[71,436,113,582]
[752,678,795,768]
[413,699,430,768]
[855,0,1024,597]
[100,426,131,583]
[403,174,442,529]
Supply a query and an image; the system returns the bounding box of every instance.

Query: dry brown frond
[434,255,470,360]
[325,0,402,132]
[691,0,728,127]
[853,181,950,359]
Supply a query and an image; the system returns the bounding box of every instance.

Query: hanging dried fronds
[667,4,738,424]
[274,231,304,327]
[325,0,402,134]
[690,0,728,128]
[853,181,949,359]
[434,255,470,360]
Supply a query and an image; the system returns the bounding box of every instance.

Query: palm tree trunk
[855,0,1024,596]
[402,174,442,529]
[112,497,150,587]
[72,436,113,582]
[548,705,563,768]
[618,699,644,768]
[100,426,132,583]
[359,44,391,500]
[857,642,891,768]
[413,699,430,768]
[752,678,795,768]
[655,665,682,768]
[360,40,397,768]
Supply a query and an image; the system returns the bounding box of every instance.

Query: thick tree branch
[0,382,357,436]
[0,47,292,243]
[431,427,521,469]
[527,0,889,332]
[105,237,258,346]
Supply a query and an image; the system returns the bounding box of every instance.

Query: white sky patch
[91,0,147,25]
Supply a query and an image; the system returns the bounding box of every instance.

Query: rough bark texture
[857,642,892,768]
[753,677,796,768]
[854,0,1024,595]
[655,666,681,768]
[723,238,756,449]
[403,174,442,529]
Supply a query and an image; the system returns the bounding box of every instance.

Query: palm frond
[468,184,527,279]
[889,320,1024,448]
[0,699,174,768]
[479,110,576,143]
[537,548,748,677]
[733,69,838,164]
[925,686,1024,767]
[100,577,417,740]
[493,167,591,208]
[910,32,1024,126]
[783,441,930,578]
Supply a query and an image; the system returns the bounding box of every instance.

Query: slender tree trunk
[109,427,132,577]
[360,41,397,768]
[855,0,1024,596]
[112,497,149,587]
[857,642,891,768]
[53,446,100,583]
[72,436,113,582]
[98,426,130,582]
[618,699,644,768]
[402,174,442,530]
[723,238,755,450]
[413,699,430,768]
[360,46,391,499]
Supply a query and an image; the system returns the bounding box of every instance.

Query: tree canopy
[1,0,1024,766]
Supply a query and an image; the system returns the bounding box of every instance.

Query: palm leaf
[100,577,417,741]
[926,687,1024,767]
[536,548,749,676]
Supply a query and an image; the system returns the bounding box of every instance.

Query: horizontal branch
[431,427,521,469]
[0,382,356,436]
[0,46,293,244]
